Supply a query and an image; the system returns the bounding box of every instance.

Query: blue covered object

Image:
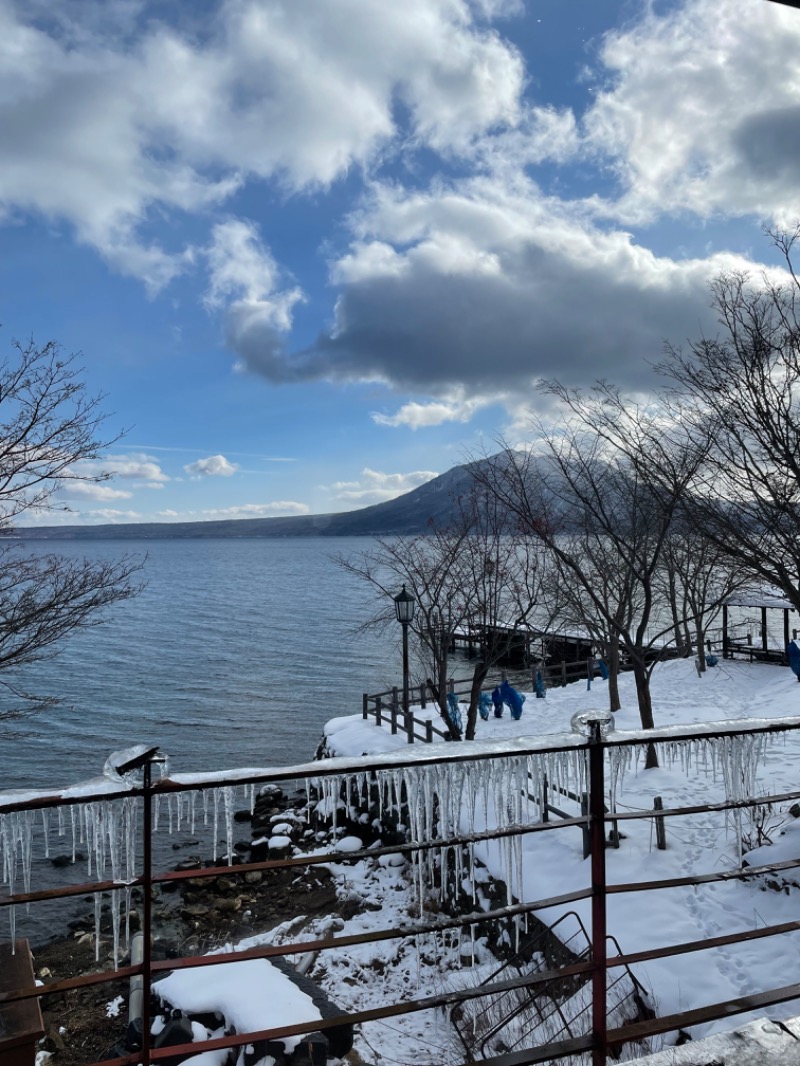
[491,686,504,718]
[598,659,609,681]
[479,692,492,721]
[705,654,719,668]
[447,691,463,732]
[534,670,546,699]
[500,679,525,721]
[788,641,800,681]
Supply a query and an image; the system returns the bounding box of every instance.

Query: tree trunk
[632,659,659,768]
[607,637,622,713]
[695,623,706,674]
[465,662,489,740]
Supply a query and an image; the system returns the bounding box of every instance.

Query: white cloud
[583,0,800,225]
[0,1,525,287]
[239,173,779,396]
[74,453,170,484]
[372,396,489,429]
[184,454,240,478]
[328,467,438,504]
[199,502,310,518]
[61,482,133,501]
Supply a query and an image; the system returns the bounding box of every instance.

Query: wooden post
[362,693,369,720]
[390,705,398,735]
[785,609,790,663]
[425,719,433,743]
[561,661,567,686]
[654,796,666,850]
[374,696,382,727]
[762,606,768,655]
[722,603,728,659]
[405,710,415,744]
[420,682,427,709]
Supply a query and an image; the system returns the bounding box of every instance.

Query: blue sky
[1,0,798,525]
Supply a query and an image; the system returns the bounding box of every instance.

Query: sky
[1,0,799,525]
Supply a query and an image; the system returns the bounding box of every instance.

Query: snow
[8,656,800,1063]
[320,657,800,1055]
[154,956,321,1055]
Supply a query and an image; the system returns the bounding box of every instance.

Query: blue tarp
[491,686,504,718]
[500,679,525,721]
[479,692,492,721]
[447,691,463,732]
[534,669,546,699]
[787,641,800,680]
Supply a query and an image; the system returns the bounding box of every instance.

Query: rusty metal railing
[2,717,800,1065]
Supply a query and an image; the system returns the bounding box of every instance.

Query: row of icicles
[0,730,778,965]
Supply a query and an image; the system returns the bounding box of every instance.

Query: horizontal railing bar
[607,917,800,970]
[0,813,589,909]
[0,891,594,1006]
[606,979,800,1047]
[0,875,144,907]
[6,714,800,813]
[474,1034,594,1066]
[610,787,800,821]
[607,854,800,895]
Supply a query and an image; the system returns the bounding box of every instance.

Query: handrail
[4,719,800,1065]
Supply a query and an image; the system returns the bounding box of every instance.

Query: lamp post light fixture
[394,584,416,714]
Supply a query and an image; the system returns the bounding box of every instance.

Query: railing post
[541,774,549,823]
[375,696,382,727]
[654,796,667,850]
[362,692,369,720]
[425,719,433,743]
[420,682,426,709]
[589,720,607,1066]
[391,704,398,735]
[561,661,567,686]
[141,759,154,1066]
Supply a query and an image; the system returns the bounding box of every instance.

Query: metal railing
[3,717,800,1065]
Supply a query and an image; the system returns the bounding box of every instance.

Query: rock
[243,870,263,885]
[174,856,202,871]
[215,897,240,914]
[233,809,252,823]
[181,904,210,920]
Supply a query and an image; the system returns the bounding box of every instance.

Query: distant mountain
[14,459,485,540]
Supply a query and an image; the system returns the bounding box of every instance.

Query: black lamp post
[394,585,416,714]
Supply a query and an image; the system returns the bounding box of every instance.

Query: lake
[1,538,404,792]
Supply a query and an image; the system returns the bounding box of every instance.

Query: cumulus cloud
[184,454,240,478]
[0,0,524,286]
[234,175,776,395]
[583,0,800,225]
[61,482,133,501]
[74,453,170,485]
[328,468,438,504]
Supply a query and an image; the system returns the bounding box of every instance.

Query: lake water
[1,538,404,792]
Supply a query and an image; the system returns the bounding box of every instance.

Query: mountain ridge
[13,459,482,539]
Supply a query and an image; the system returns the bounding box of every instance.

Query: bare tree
[337,485,548,740]
[655,531,751,675]
[657,229,800,616]
[0,339,142,714]
[476,383,707,767]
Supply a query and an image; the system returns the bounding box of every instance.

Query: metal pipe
[589,721,607,1066]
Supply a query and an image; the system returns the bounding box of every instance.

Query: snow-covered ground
[317,657,800,1061]
[90,658,800,1065]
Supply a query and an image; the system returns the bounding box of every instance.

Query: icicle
[94,893,102,963]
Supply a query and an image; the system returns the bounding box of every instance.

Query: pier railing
[3,718,800,1065]
[362,663,601,742]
